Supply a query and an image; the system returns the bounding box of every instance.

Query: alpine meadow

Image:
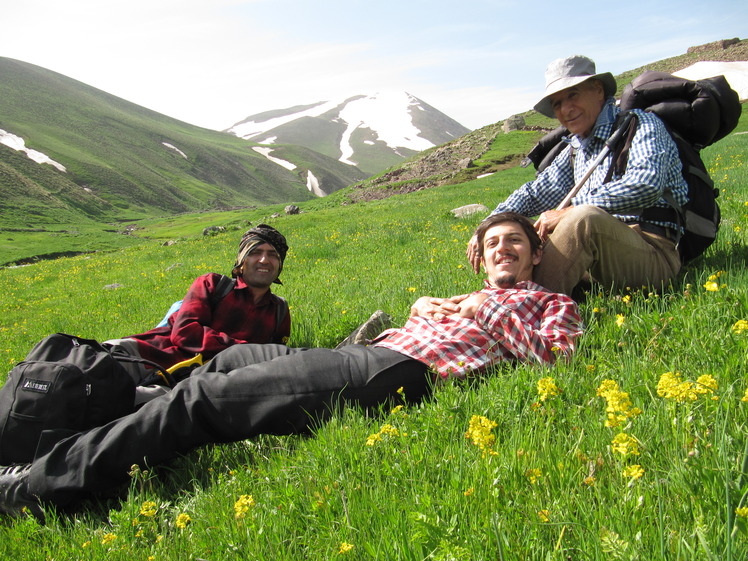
[1,51,748,559]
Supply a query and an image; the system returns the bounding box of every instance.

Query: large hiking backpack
[525,71,741,263]
[0,333,167,464]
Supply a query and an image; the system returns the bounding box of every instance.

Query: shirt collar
[567,97,618,150]
[482,279,548,292]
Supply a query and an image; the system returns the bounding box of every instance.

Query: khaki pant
[533,205,682,296]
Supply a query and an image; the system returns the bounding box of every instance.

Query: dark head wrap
[231,224,288,284]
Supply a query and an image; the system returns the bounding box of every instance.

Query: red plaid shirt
[128,273,290,368]
[372,281,582,378]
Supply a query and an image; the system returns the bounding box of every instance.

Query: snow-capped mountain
[226,91,471,175]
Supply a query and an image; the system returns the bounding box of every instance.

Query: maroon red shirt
[127,273,290,369]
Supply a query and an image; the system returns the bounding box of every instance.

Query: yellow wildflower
[525,468,542,484]
[464,487,474,496]
[704,281,719,292]
[365,432,382,446]
[338,542,354,554]
[465,415,499,457]
[538,510,550,522]
[537,376,561,402]
[611,433,640,457]
[742,388,748,403]
[234,494,256,520]
[597,379,642,428]
[139,501,158,517]
[732,319,748,334]
[583,476,596,487]
[176,513,191,529]
[695,374,718,395]
[101,533,117,545]
[657,372,717,402]
[616,314,625,327]
[736,507,748,518]
[622,464,645,480]
[379,424,399,437]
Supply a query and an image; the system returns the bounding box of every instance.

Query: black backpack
[525,71,741,263]
[0,333,165,464]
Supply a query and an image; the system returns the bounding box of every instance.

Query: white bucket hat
[534,55,617,118]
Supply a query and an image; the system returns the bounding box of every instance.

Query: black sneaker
[0,464,45,522]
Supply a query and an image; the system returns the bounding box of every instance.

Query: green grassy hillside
[0,58,368,263]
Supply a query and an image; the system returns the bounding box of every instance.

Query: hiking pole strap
[555,111,636,211]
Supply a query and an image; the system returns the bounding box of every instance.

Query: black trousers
[28,344,430,506]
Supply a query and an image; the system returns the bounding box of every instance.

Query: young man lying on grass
[0,212,583,521]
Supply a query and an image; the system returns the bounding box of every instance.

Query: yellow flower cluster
[732,319,748,334]
[139,501,158,517]
[537,376,561,402]
[525,467,542,485]
[465,415,499,457]
[622,464,645,480]
[703,271,726,292]
[338,541,355,554]
[365,423,401,446]
[175,513,191,529]
[611,432,641,457]
[596,380,642,428]
[657,372,718,402]
[234,494,256,520]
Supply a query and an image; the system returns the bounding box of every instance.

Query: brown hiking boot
[335,310,392,348]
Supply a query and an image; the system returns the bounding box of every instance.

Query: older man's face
[549,80,605,137]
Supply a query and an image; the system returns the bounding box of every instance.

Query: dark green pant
[28,344,429,507]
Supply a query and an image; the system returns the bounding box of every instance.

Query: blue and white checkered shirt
[491,99,688,230]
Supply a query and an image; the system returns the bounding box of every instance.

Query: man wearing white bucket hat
[467,55,688,298]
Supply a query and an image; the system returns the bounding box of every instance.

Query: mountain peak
[226,91,470,175]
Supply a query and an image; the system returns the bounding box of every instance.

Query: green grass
[0,107,747,560]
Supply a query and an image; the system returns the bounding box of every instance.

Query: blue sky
[2,0,746,131]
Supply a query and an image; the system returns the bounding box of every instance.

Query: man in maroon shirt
[0,212,582,520]
[106,224,290,404]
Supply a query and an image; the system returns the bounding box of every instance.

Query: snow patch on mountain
[1,128,67,172]
[306,170,326,197]
[231,101,339,140]
[162,142,188,159]
[228,91,447,168]
[674,61,748,100]
[252,146,297,170]
[337,91,435,155]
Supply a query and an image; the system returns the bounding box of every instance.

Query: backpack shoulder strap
[209,275,237,307]
[275,296,289,327]
[604,111,639,182]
